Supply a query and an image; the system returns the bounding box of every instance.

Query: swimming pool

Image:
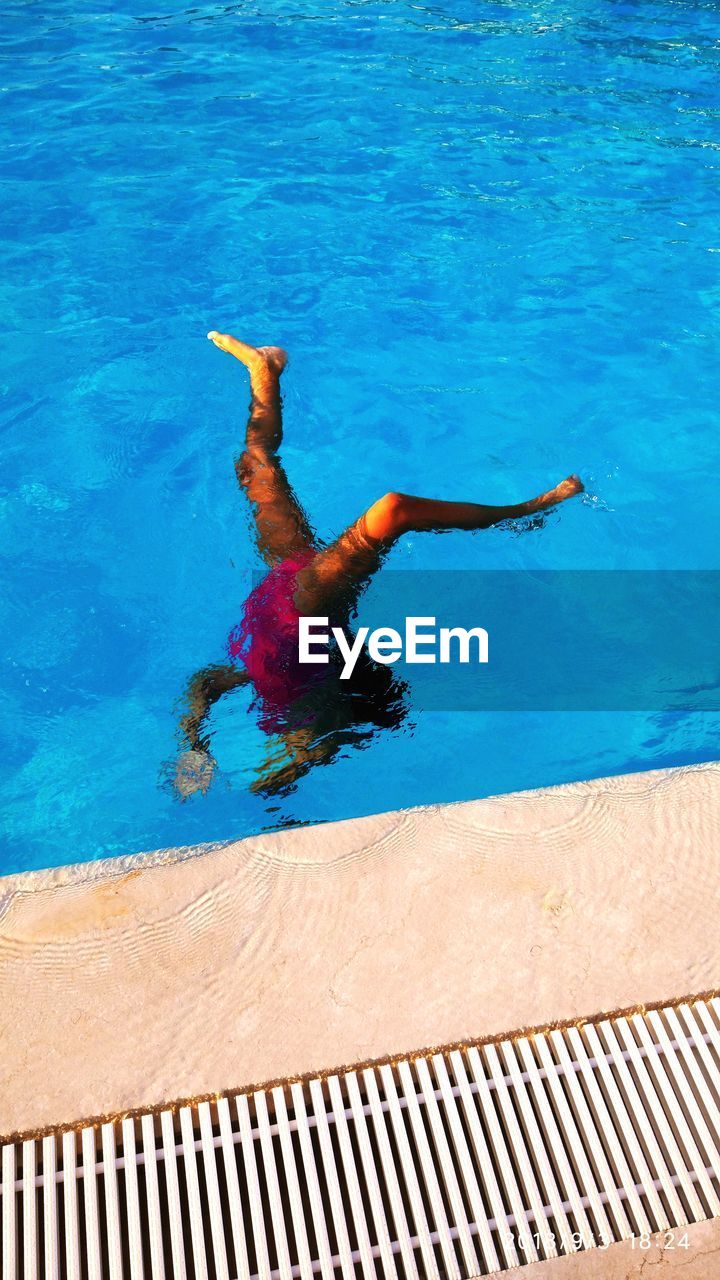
[2,0,719,874]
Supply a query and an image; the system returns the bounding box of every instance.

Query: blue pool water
[2,1,719,873]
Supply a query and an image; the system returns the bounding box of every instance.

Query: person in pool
[174,333,583,798]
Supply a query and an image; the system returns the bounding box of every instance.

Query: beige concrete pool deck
[1,760,719,1147]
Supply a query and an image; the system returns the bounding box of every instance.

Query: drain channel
[2,997,720,1278]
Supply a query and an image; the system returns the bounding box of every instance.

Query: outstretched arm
[180,663,250,752]
[175,664,250,798]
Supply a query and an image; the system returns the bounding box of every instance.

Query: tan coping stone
[516,1217,720,1279]
[0,761,719,1140]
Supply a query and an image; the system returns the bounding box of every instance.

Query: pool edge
[1,760,719,1142]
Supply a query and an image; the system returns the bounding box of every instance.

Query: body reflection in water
[174,335,583,798]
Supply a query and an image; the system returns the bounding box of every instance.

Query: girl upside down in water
[174,334,583,798]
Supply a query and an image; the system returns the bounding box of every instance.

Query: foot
[550,474,584,504]
[516,474,583,524]
[207,332,287,376]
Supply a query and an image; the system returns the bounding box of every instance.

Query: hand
[174,749,217,798]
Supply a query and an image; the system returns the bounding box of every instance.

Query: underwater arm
[175,664,250,799]
[250,726,350,797]
[180,663,250,752]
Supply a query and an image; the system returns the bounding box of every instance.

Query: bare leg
[294,476,583,615]
[207,331,315,564]
[363,476,584,539]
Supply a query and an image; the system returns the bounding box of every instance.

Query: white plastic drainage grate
[2,997,720,1280]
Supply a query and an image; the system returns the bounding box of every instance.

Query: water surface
[1,0,719,871]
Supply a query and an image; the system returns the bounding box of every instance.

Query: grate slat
[23,1139,38,1280]
[2,1145,16,1280]
[254,1091,292,1280]
[161,1108,187,1280]
[121,1117,145,1280]
[42,1135,60,1280]
[81,1126,102,1280]
[179,1107,209,1280]
[237,1093,271,1280]
[198,1102,230,1280]
[271,1087,315,1280]
[217,1097,251,1280]
[102,1124,124,1280]
[62,1132,80,1280]
[141,1114,165,1280]
[2,998,720,1280]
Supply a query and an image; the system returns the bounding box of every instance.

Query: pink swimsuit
[228,551,325,729]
